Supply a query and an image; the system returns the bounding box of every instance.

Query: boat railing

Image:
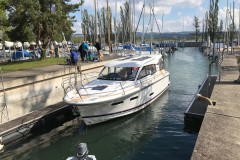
[62,72,100,96]
[62,74,77,95]
[74,73,161,99]
[64,71,164,101]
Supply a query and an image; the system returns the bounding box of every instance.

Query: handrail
[71,72,164,99]
[0,67,9,123]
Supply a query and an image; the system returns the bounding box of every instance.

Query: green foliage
[6,0,83,53]
[229,23,236,42]
[0,0,8,27]
[120,1,131,43]
[0,0,10,41]
[72,36,83,44]
[81,5,113,45]
[193,16,200,42]
[215,19,223,40]
[208,0,219,42]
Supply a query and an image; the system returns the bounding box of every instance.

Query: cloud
[152,0,202,8]
[218,7,240,31]
[73,0,236,33]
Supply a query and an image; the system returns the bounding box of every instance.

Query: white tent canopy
[15,41,22,48]
[24,42,30,48]
[30,41,36,45]
[5,41,14,48]
[62,40,67,45]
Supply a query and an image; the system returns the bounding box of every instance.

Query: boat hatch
[131,56,151,61]
[91,85,108,91]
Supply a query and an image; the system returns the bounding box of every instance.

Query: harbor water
[0,47,218,160]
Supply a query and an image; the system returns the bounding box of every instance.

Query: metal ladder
[62,60,84,95]
[0,67,9,123]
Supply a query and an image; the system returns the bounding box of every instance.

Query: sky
[70,0,240,34]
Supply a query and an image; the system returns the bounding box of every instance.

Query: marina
[1,0,240,159]
[0,47,221,159]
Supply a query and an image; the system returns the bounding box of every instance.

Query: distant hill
[72,33,83,37]
[73,31,194,39]
[135,31,194,38]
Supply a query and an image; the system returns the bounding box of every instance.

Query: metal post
[94,0,98,42]
[106,0,111,52]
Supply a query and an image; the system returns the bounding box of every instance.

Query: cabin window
[137,64,156,80]
[98,67,139,81]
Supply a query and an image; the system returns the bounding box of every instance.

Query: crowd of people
[69,40,104,66]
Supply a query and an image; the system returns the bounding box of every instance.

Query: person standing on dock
[78,41,84,62]
[94,40,103,61]
[82,41,89,62]
[70,49,78,65]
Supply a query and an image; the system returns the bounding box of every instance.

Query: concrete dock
[192,55,240,160]
[0,53,121,150]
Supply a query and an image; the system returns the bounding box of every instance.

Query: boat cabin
[98,55,164,81]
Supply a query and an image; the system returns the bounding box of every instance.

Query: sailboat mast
[81,5,85,41]
[94,0,98,41]
[150,3,154,54]
[232,1,235,54]
[141,0,145,45]
[226,0,229,55]
[115,0,118,49]
[133,0,136,44]
[106,0,111,51]
[239,2,240,45]
[129,0,132,43]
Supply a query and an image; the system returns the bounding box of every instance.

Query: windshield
[98,67,139,81]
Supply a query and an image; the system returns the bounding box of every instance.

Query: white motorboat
[63,54,170,125]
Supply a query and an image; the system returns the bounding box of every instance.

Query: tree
[216,19,223,41]
[120,1,131,43]
[229,23,236,43]
[208,0,219,43]
[0,0,10,41]
[7,0,83,59]
[193,16,200,42]
[82,9,90,42]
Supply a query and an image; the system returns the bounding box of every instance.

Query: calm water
[1,47,217,160]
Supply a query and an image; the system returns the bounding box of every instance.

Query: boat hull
[74,75,170,125]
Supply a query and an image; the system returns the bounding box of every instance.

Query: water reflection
[0,48,214,160]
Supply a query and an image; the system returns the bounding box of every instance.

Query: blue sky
[70,0,240,33]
